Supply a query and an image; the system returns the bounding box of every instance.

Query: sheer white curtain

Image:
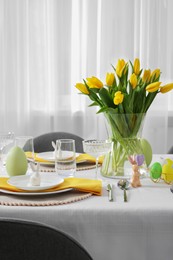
[0,0,173,153]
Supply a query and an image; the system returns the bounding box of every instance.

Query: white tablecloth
[1,155,173,260]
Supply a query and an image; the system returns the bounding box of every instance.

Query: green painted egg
[6,146,28,176]
[150,162,162,179]
[140,138,152,167]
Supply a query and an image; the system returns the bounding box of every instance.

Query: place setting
[33,151,99,171]
[0,136,103,206]
[26,142,103,172]
[0,169,102,206]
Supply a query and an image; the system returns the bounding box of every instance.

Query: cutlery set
[107,179,130,202]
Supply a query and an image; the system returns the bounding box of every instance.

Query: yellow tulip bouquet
[75,58,173,177]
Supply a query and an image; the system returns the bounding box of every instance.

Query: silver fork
[107,184,113,202]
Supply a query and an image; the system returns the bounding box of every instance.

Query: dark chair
[33,132,84,153]
[0,218,93,260]
[168,147,173,154]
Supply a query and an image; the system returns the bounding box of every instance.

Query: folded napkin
[76,154,104,164]
[0,177,102,196]
[26,152,104,164]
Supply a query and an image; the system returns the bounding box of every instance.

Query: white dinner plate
[0,188,73,196]
[36,151,56,162]
[37,151,79,161]
[36,151,86,164]
[7,173,64,191]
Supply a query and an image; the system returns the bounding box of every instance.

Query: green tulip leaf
[99,88,115,108]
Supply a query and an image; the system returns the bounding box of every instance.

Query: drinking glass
[82,139,113,179]
[0,132,15,174]
[55,139,76,178]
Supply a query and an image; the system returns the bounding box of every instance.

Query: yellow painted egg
[162,158,173,183]
[162,158,173,174]
[6,146,28,176]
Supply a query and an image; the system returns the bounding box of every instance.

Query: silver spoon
[117,179,130,202]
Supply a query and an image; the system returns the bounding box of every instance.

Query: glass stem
[95,157,99,179]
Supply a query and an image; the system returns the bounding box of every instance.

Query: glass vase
[100,112,146,178]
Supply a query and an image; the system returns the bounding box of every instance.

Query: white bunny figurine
[29,163,41,186]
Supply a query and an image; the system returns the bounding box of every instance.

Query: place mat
[39,163,100,172]
[0,190,92,207]
[77,163,99,171]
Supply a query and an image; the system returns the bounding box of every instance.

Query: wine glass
[82,139,113,179]
[0,132,15,174]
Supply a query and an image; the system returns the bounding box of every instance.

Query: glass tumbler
[55,139,76,178]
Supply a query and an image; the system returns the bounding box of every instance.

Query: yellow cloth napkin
[0,177,102,196]
[26,152,104,164]
[25,152,52,163]
[76,154,104,164]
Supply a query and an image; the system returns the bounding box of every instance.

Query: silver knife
[107,184,113,202]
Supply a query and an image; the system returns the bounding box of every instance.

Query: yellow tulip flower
[113,91,124,105]
[146,82,161,93]
[75,83,89,94]
[106,73,115,86]
[142,69,151,83]
[130,73,137,89]
[134,58,140,75]
[151,69,160,80]
[86,76,103,89]
[116,59,126,78]
[160,83,173,93]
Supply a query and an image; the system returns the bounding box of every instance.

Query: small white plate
[7,173,64,191]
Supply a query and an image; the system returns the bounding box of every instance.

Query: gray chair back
[0,218,93,260]
[33,132,84,153]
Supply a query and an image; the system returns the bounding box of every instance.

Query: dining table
[0,154,173,260]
